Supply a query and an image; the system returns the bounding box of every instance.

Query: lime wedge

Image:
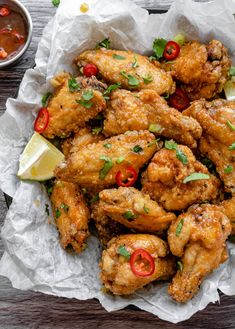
[18,132,64,181]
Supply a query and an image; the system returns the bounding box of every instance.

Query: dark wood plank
[1,0,235,328]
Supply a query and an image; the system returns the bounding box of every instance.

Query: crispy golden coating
[55,130,159,189]
[75,49,174,95]
[168,204,231,302]
[164,40,231,100]
[61,127,105,157]
[141,144,220,211]
[43,74,106,139]
[100,234,176,295]
[50,180,90,253]
[184,99,235,192]
[220,196,235,235]
[103,89,202,148]
[91,204,130,248]
[96,187,176,233]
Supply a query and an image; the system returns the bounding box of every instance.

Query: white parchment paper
[0,0,235,323]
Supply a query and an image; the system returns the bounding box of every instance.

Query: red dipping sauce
[0,5,27,61]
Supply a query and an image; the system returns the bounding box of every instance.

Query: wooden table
[0,1,234,328]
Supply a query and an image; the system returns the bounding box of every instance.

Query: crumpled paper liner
[0,0,235,323]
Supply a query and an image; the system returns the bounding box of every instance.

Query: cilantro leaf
[176,218,184,236]
[224,165,233,173]
[116,156,125,164]
[120,71,140,86]
[103,143,112,149]
[42,92,52,107]
[143,74,153,84]
[148,124,162,133]
[60,203,69,213]
[55,208,61,218]
[123,210,137,221]
[76,90,94,108]
[103,83,121,97]
[176,149,188,165]
[177,261,183,271]
[143,205,149,214]
[132,55,139,68]
[92,127,102,135]
[183,173,210,183]
[77,99,93,108]
[117,245,131,259]
[96,38,110,49]
[68,78,80,93]
[228,142,235,150]
[99,156,113,180]
[52,0,60,7]
[133,145,143,153]
[112,54,126,60]
[165,140,178,150]
[153,38,168,59]
[147,139,160,147]
[227,120,235,131]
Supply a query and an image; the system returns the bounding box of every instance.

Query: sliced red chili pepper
[168,87,190,111]
[115,166,138,187]
[163,41,180,61]
[0,7,11,17]
[34,108,49,133]
[130,249,155,277]
[83,63,98,77]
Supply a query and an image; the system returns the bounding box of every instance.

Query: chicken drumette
[168,204,231,302]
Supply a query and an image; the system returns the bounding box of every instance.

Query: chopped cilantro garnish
[224,165,233,173]
[176,218,184,236]
[47,186,53,196]
[143,205,149,214]
[227,120,235,131]
[165,140,178,150]
[103,143,112,149]
[96,38,110,49]
[120,71,140,86]
[60,203,69,213]
[147,139,160,147]
[148,124,162,133]
[176,149,188,165]
[77,90,94,108]
[99,156,113,180]
[149,56,157,62]
[177,261,183,271]
[117,245,131,259]
[132,55,139,68]
[143,74,153,84]
[153,38,168,59]
[123,210,137,221]
[133,145,143,153]
[92,127,102,135]
[68,78,80,93]
[42,92,52,107]
[112,54,126,60]
[162,92,170,99]
[103,83,121,98]
[230,67,235,76]
[116,156,125,164]
[183,173,210,183]
[52,0,60,7]
[55,208,61,219]
[228,142,235,150]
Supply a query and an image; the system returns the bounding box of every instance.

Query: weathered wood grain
[1,0,235,328]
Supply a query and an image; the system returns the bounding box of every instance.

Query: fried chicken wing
[184,99,235,192]
[168,204,231,302]
[43,74,106,139]
[50,180,90,253]
[164,40,231,100]
[100,234,176,295]
[103,89,202,148]
[141,144,220,211]
[95,187,176,233]
[220,196,235,235]
[75,49,174,95]
[55,130,159,189]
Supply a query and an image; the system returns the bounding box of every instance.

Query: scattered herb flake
[77,99,93,108]
[47,186,53,196]
[183,173,210,184]
[117,245,131,259]
[90,194,100,204]
[162,92,170,99]
[132,55,139,68]
[123,210,137,221]
[120,71,140,86]
[68,78,80,93]
[228,142,235,150]
[176,218,184,236]
[224,165,233,173]
[227,120,235,131]
[99,156,113,180]
[165,140,178,150]
[92,127,102,135]
[112,54,126,60]
[143,74,153,84]
[149,56,157,62]
[177,260,183,271]
[148,124,162,133]
[103,83,121,97]
[103,143,112,149]
[55,208,61,219]
[52,0,60,7]
[116,156,125,164]
[153,38,168,59]
[147,139,160,147]
[42,92,52,107]
[77,89,94,108]
[96,38,110,49]
[143,205,149,214]
[133,145,143,153]
[60,203,69,213]
[230,66,235,76]
[176,149,188,165]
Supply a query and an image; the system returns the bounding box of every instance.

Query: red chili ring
[115,166,138,187]
[0,7,11,17]
[163,41,180,61]
[168,87,190,111]
[34,108,49,133]
[83,63,99,77]
[130,249,155,277]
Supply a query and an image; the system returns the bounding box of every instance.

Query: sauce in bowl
[0,5,27,61]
